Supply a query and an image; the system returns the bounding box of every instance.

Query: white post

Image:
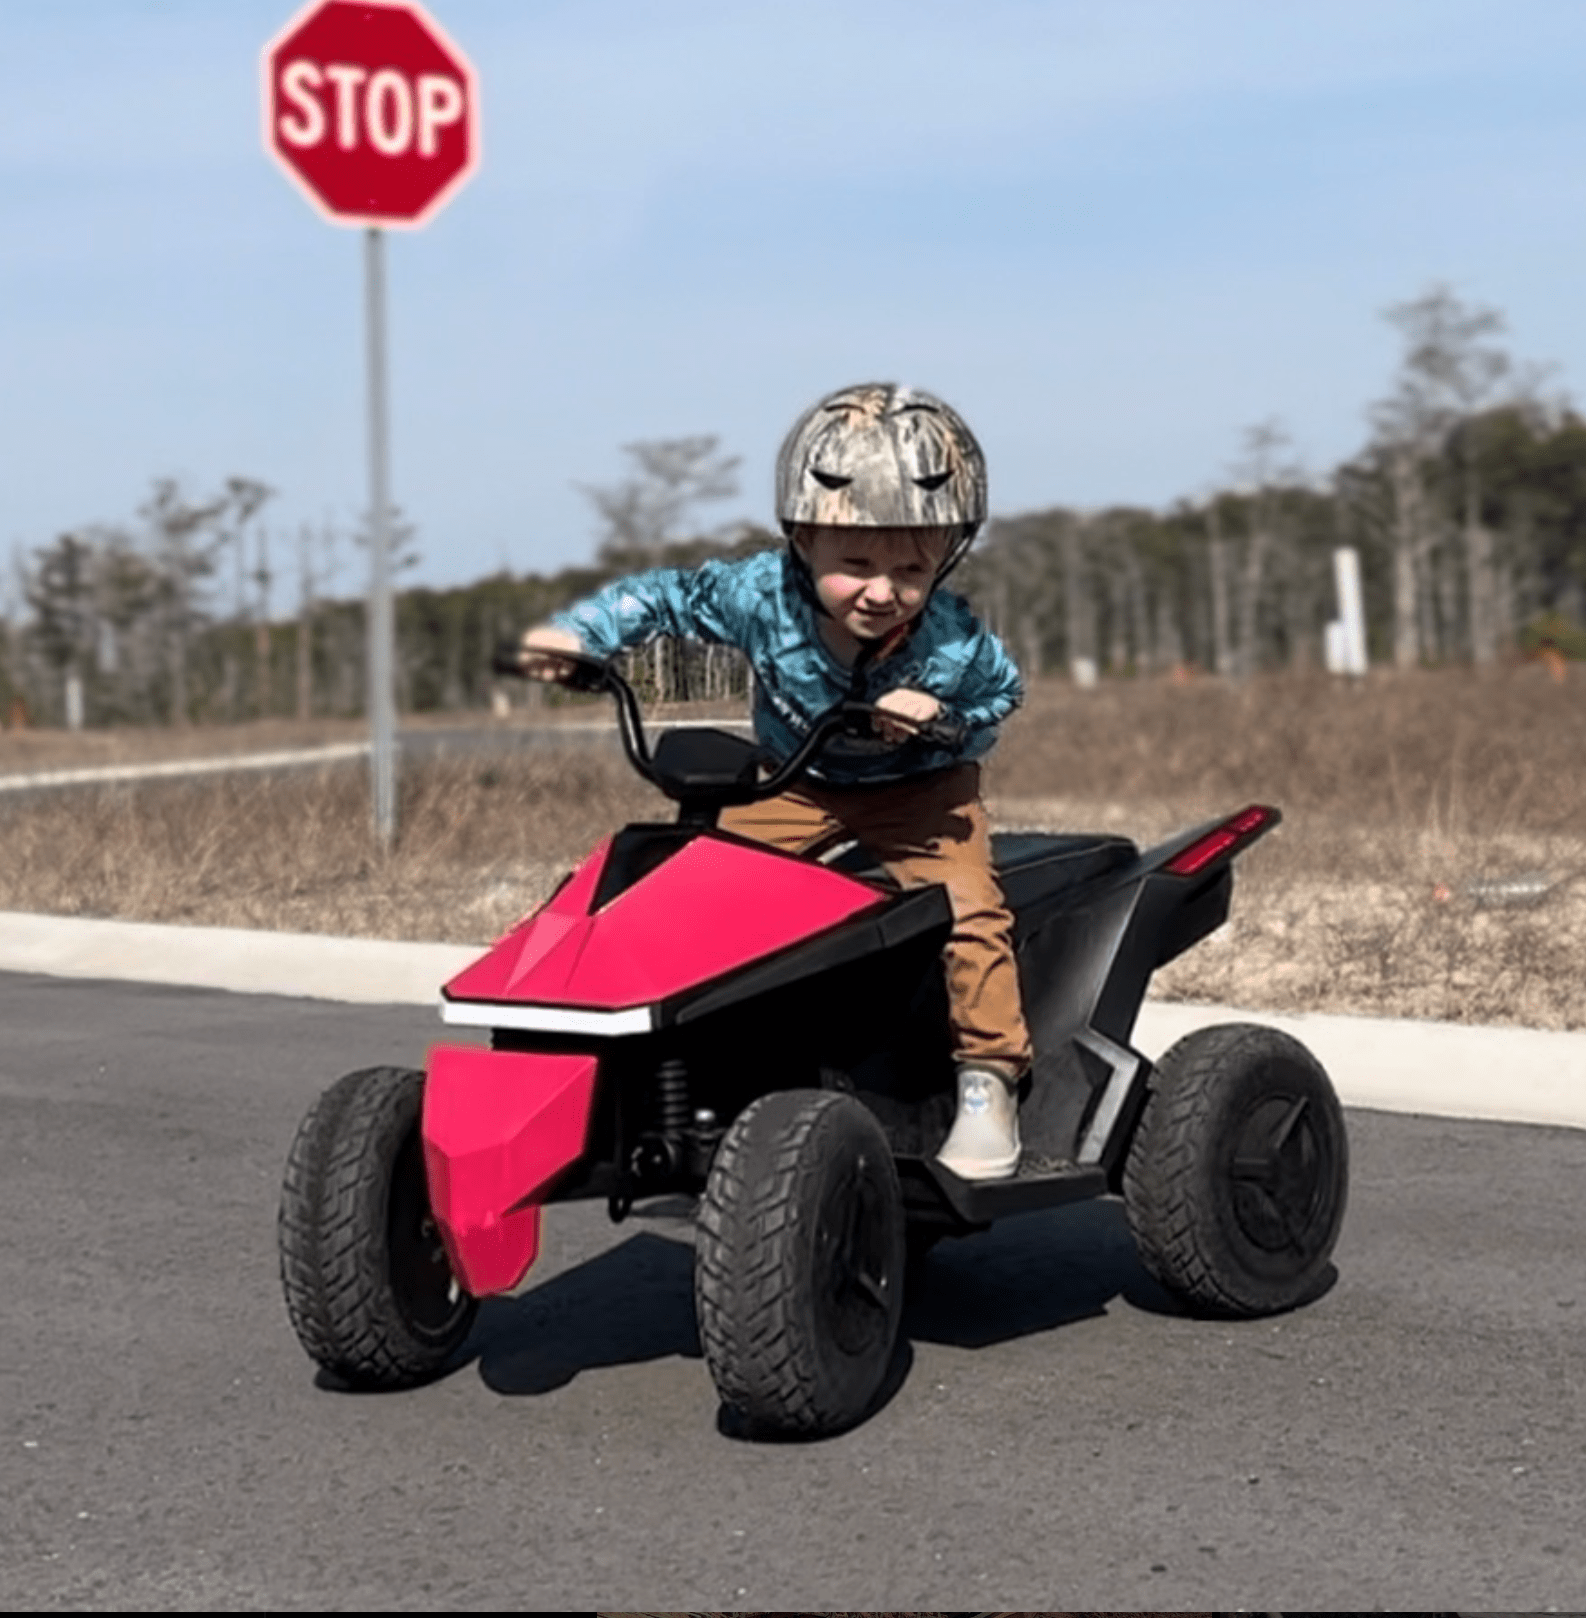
[1332,546,1368,676]
[64,671,84,731]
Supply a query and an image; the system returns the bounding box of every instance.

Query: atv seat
[825,829,1136,908]
[990,830,1136,904]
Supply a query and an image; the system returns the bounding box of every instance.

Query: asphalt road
[3,972,1583,1611]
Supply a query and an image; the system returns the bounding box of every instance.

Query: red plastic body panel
[422,1045,597,1297]
[444,832,883,1010]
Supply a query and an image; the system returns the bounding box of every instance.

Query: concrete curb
[1133,1001,1586,1133]
[0,911,475,1006]
[3,910,1583,1132]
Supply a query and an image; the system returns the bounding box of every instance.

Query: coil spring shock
[653,1058,690,1141]
[623,1058,692,1196]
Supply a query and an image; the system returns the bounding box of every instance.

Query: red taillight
[1165,804,1278,876]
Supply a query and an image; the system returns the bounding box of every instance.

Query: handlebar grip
[491,638,612,693]
[491,639,525,678]
[917,718,968,750]
[838,703,966,751]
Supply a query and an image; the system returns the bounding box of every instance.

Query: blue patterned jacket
[552,547,1023,785]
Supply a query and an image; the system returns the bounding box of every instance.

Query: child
[520,382,1030,1180]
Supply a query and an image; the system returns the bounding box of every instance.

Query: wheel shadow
[466,1218,702,1397]
[459,1195,1181,1406]
[903,1197,1182,1346]
[716,1200,1168,1442]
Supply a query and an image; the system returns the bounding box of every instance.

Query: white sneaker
[936,1065,1021,1181]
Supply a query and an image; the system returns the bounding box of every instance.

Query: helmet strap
[785,537,832,618]
[930,522,978,588]
[843,619,914,698]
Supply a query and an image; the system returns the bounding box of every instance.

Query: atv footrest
[899,1155,1109,1226]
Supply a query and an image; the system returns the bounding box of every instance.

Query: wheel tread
[694,1089,902,1436]
[278,1066,475,1387]
[1122,1023,1348,1317]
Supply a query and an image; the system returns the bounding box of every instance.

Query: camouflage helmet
[775,383,988,565]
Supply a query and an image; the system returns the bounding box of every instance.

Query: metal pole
[364,226,397,844]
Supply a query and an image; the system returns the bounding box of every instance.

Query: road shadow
[904,1197,1181,1346]
[462,1194,1180,1404]
[468,1215,702,1397]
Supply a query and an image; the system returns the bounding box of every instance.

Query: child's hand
[519,625,586,682]
[872,686,943,742]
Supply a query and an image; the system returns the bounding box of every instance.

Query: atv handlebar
[492,641,967,804]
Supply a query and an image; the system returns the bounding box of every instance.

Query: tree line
[5,284,1585,731]
[0,431,774,727]
[961,286,1586,681]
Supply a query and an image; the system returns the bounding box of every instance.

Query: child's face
[795,524,952,647]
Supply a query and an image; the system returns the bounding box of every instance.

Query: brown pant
[719,763,1032,1074]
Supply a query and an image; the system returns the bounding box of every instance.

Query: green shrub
[1518,611,1586,660]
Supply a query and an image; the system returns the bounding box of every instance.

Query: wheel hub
[815,1154,893,1356]
[1229,1093,1328,1254]
[388,1132,471,1340]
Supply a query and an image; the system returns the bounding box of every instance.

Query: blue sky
[5,1,1586,599]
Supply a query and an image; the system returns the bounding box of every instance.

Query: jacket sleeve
[946,624,1025,730]
[549,559,746,659]
[910,598,1024,732]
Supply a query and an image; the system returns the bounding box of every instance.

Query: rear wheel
[278,1066,476,1387]
[1123,1024,1348,1316]
[695,1089,905,1437]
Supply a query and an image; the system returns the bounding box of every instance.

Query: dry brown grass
[0,748,664,940]
[987,664,1586,1030]
[3,666,1583,1029]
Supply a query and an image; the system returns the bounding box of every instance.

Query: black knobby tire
[278,1066,477,1388]
[695,1089,906,1437]
[1122,1023,1349,1317]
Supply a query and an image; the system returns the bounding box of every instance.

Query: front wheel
[278,1066,477,1387]
[695,1089,906,1438]
[1123,1023,1349,1316]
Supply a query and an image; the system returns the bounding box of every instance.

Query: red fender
[421,1045,597,1297]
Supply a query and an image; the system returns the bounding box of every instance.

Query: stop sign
[262,0,479,227]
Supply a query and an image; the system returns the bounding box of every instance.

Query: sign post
[364,226,396,837]
[262,0,479,842]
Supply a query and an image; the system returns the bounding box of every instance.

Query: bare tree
[970,511,1065,677]
[579,436,741,566]
[222,477,275,717]
[201,477,273,720]
[1374,284,1519,664]
[1227,419,1299,680]
[1063,515,1097,684]
[1098,514,1150,674]
[1378,445,1426,668]
[140,480,231,724]
[1205,498,1235,678]
[21,531,96,725]
[294,522,328,721]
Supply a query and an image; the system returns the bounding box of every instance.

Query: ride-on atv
[278,650,1349,1438]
